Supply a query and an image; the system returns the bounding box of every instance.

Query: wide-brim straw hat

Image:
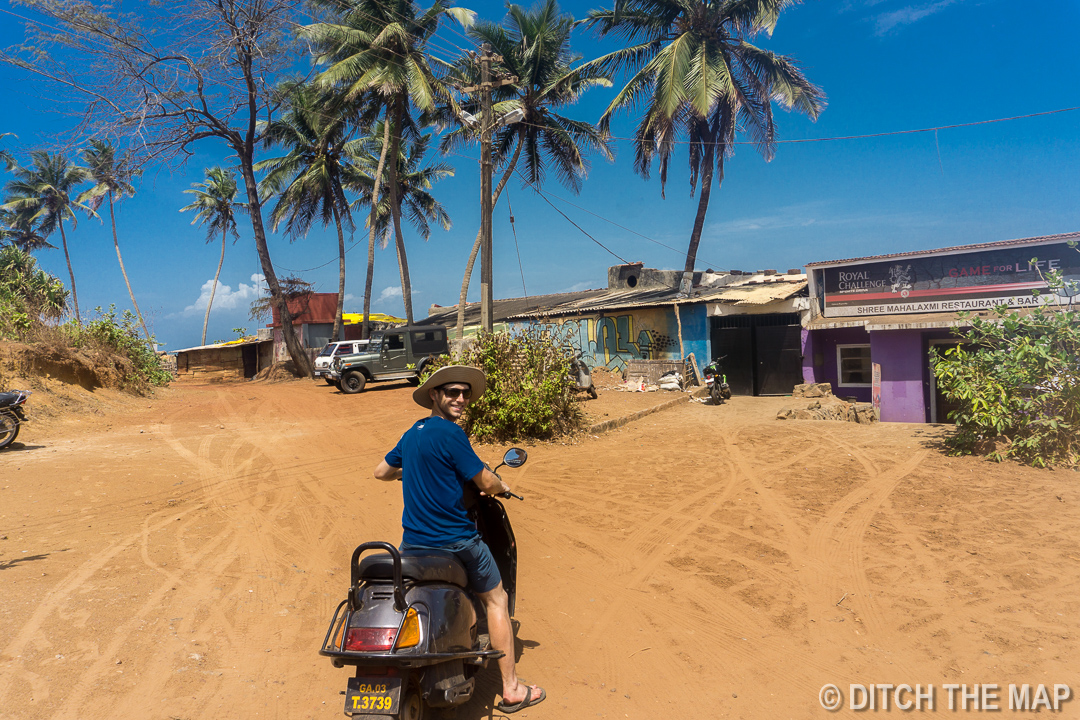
[412,365,487,409]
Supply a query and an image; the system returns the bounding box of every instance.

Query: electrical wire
[506,190,530,306]
[510,106,1080,149]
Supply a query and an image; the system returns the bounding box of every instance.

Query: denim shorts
[399,534,502,594]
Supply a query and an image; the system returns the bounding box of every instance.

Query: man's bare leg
[477,583,544,705]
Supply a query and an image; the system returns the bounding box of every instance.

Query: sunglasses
[438,385,472,400]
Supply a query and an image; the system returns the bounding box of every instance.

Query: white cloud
[181,273,267,317]
[561,280,596,293]
[344,293,356,302]
[873,0,956,35]
[378,286,403,302]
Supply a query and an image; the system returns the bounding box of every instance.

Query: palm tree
[442,0,613,342]
[2,151,94,322]
[304,0,475,326]
[180,167,246,346]
[79,139,152,341]
[0,207,54,252]
[583,0,825,292]
[352,126,454,265]
[256,82,365,343]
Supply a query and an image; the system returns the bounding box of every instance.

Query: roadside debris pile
[777,383,877,423]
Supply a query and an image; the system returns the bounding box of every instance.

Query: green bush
[932,298,1080,469]
[423,329,585,442]
[63,305,172,389]
[0,244,67,338]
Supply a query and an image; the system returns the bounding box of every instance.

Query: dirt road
[1,381,1078,719]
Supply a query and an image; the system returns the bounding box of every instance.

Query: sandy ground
[1,378,1079,719]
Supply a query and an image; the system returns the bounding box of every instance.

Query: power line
[514,167,629,264]
[506,191,529,305]
[511,105,1080,149]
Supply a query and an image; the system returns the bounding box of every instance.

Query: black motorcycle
[702,357,731,405]
[320,448,528,719]
[0,389,31,450]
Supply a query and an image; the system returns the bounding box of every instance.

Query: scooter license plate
[344,676,402,715]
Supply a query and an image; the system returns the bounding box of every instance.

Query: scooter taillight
[344,627,396,651]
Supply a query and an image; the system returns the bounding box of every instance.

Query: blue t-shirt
[385,416,486,546]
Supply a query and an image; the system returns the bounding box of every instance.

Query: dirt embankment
[0,341,161,431]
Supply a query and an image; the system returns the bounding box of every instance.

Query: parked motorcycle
[567,348,598,400]
[702,357,731,405]
[0,389,31,450]
[319,448,528,719]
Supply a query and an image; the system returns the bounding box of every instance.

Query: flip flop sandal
[495,686,546,714]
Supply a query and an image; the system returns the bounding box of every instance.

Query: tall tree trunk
[108,192,151,342]
[331,201,345,342]
[362,114,392,340]
[682,127,718,293]
[202,224,226,346]
[455,139,524,353]
[388,97,414,326]
[58,218,79,324]
[237,153,313,377]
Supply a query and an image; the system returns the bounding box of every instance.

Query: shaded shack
[174,337,273,384]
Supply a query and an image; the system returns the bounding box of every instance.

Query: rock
[776,397,877,424]
[792,382,833,398]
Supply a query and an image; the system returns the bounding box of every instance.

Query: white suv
[314,340,371,383]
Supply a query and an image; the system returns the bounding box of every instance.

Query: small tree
[932,248,1080,468]
[423,328,584,442]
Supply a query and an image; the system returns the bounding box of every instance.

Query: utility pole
[463,43,517,333]
[479,43,494,333]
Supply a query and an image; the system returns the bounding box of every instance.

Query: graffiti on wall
[516,308,679,370]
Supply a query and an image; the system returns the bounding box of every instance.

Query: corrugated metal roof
[175,337,271,354]
[721,282,808,306]
[507,277,807,319]
[804,231,1080,268]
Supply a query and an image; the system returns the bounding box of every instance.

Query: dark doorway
[711,324,754,395]
[710,314,803,396]
[929,340,976,423]
[242,345,258,379]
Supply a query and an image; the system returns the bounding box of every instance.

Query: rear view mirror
[502,447,528,468]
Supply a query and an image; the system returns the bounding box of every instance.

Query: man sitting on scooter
[373,365,546,714]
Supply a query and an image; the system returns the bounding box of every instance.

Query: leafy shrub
[423,329,584,442]
[0,245,67,338]
[932,275,1080,468]
[63,305,171,389]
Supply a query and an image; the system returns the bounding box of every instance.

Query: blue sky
[2,0,1079,351]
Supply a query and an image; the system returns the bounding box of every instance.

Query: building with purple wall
[804,232,1079,423]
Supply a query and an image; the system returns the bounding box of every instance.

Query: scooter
[567,349,598,400]
[0,389,31,450]
[319,448,528,719]
[702,357,731,405]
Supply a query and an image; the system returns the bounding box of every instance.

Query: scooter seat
[358,550,468,588]
[0,391,21,406]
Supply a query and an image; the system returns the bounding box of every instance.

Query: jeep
[328,325,449,394]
